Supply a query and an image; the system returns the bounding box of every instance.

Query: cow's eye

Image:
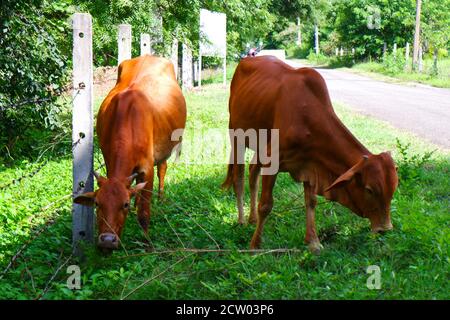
[94,201,99,207]
[365,186,374,195]
[123,202,130,209]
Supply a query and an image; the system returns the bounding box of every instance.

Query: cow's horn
[127,173,139,183]
[362,155,369,160]
[93,171,101,179]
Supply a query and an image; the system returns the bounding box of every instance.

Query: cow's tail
[221,162,234,190]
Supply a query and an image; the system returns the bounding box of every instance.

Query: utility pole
[412,0,422,70]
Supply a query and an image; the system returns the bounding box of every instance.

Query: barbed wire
[36,251,74,300]
[0,75,117,112]
[0,160,48,191]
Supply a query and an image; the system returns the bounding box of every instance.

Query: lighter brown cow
[74,55,186,250]
[223,56,398,253]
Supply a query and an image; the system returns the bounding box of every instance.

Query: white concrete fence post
[405,42,410,70]
[418,46,423,72]
[171,39,179,80]
[182,43,193,89]
[140,33,151,56]
[72,13,94,256]
[314,24,319,55]
[118,24,132,65]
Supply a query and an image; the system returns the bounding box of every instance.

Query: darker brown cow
[223,56,398,253]
[74,55,186,250]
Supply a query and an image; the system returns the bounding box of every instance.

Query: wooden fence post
[72,13,94,256]
[140,33,151,56]
[118,24,132,65]
[182,43,193,89]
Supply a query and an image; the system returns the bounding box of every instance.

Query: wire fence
[0,70,319,298]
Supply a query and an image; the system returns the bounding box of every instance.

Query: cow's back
[229,56,335,142]
[97,55,186,166]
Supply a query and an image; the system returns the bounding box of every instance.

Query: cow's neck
[106,142,136,180]
[309,115,370,197]
[325,114,369,167]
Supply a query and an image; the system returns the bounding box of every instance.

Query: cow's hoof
[307,241,323,255]
[250,238,261,250]
[238,219,245,225]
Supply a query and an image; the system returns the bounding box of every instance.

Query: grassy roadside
[0,80,449,299]
[347,60,450,89]
[300,54,450,89]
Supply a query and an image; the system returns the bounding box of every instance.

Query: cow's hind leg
[233,163,245,224]
[250,173,277,249]
[157,161,167,200]
[303,182,323,254]
[248,158,261,224]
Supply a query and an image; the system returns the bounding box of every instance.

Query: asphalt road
[287,60,450,149]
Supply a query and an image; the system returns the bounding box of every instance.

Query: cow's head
[325,152,398,233]
[73,172,146,250]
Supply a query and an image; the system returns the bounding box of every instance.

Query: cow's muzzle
[371,222,393,234]
[98,233,119,249]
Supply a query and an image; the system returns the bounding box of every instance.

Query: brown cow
[74,55,186,250]
[223,56,398,253]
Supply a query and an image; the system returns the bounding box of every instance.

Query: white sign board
[200,9,226,58]
[257,49,286,61]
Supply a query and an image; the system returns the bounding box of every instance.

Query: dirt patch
[94,66,118,100]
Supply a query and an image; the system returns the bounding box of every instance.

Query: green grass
[0,80,449,299]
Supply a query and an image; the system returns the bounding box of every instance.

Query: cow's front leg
[136,169,154,234]
[303,182,323,254]
[157,161,167,200]
[250,173,277,249]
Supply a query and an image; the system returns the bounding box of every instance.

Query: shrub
[0,0,73,163]
[395,138,435,186]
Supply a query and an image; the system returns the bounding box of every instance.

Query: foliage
[73,0,162,66]
[395,138,434,185]
[332,0,416,59]
[0,0,73,163]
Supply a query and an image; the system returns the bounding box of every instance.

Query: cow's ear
[130,182,147,196]
[74,192,96,206]
[325,168,357,192]
[325,158,366,192]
